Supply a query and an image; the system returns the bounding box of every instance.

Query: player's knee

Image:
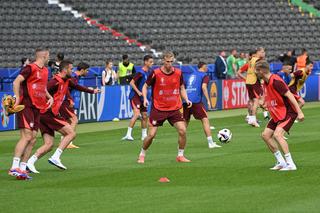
[178,127,186,136]
[261,131,270,140]
[29,138,37,146]
[148,131,156,139]
[273,130,283,140]
[69,130,76,140]
[24,133,34,142]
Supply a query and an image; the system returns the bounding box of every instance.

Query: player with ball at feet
[255,60,304,171]
[137,52,192,164]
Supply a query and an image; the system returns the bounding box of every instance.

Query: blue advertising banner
[0,92,16,131]
[299,75,319,102]
[97,85,133,122]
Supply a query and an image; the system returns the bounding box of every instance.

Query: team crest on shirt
[137,104,140,109]
[30,122,34,128]
[152,120,157,125]
[159,90,163,95]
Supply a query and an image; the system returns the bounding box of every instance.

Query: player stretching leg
[60,62,100,149]
[27,60,78,172]
[9,48,53,180]
[255,60,304,171]
[137,52,192,163]
[183,61,221,149]
[122,55,153,141]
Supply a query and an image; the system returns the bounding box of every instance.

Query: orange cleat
[176,156,191,163]
[67,143,80,149]
[137,155,145,164]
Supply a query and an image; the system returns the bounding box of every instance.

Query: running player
[9,48,53,180]
[60,62,100,149]
[122,55,153,141]
[26,60,80,172]
[288,60,313,108]
[137,52,192,163]
[183,61,221,149]
[255,60,304,171]
[238,48,268,127]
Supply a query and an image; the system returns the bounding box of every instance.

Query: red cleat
[137,155,145,164]
[176,156,191,163]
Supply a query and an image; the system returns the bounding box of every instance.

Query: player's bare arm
[284,91,304,121]
[142,83,149,107]
[13,75,25,106]
[202,83,211,109]
[45,89,54,109]
[130,78,142,96]
[180,84,192,108]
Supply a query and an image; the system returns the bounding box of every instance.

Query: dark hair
[105,59,113,65]
[57,52,64,61]
[77,62,90,71]
[21,57,28,66]
[143,54,153,62]
[198,61,206,69]
[59,60,73,72]
[249,50,256,57]
[122,54,129,60]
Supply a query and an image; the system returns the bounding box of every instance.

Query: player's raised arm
[237,63,248,80]
[284,91,304,122]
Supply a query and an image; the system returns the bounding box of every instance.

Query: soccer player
[183,62,221,149]
[122,55,154,141]
[137,52,192,163]
[255,60,304,171]
[9,48,53,180]
[26,60,80,172]
[276,65,292,85]
[60,62,100,149]
[288,60,313,108]
[238,48,268,127]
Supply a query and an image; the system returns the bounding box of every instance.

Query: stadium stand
[0,0,319,68]
[304,0,320,10]
[0,0,150,68]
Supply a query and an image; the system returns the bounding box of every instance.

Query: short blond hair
[162,51,175,60]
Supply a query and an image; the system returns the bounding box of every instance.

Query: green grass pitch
[1,103,320,213]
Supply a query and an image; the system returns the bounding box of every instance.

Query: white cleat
[279,164,297,171]
[27,162,40,174]
[208,142,222,149]
[121,135,134,141]
[48,157,67,170]
[270,162,287,170]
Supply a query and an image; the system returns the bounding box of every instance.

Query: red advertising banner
[223,79,249,109]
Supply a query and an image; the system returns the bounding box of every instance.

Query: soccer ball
[217,129,232,143]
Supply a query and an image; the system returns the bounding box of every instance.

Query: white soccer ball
[217,129,232,143]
